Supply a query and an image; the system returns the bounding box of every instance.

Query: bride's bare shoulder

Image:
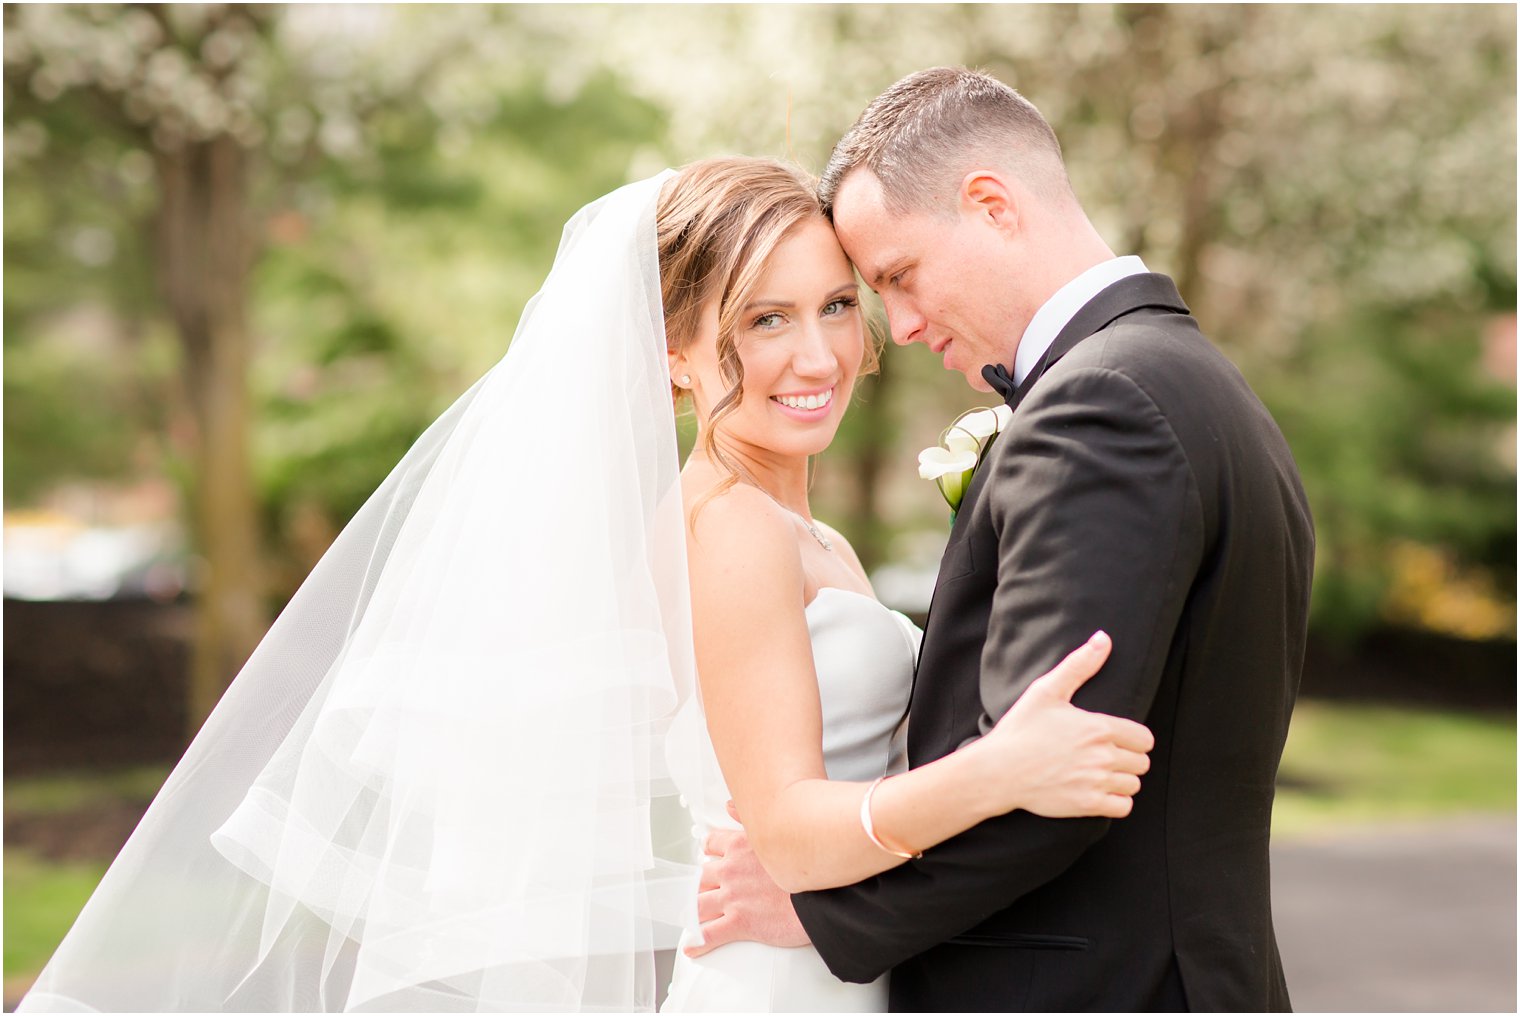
[679,470,803,595]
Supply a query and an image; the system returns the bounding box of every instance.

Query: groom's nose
[883,294,927,347]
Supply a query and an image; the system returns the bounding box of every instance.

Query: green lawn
[3,850,108,980]
[1272,700,1517,836]
[3,765,167,991]
[3,703,1514,989]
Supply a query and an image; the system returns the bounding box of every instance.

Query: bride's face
[682,217,865,461]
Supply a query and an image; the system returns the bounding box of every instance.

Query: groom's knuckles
[696,888,725,923]
[690,914,742,956]
[705,828,741,856]
[699,915,742,954]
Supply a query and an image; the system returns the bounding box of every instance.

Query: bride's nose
[791,320,838,378]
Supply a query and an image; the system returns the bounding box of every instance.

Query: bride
[17,159,1150,1013]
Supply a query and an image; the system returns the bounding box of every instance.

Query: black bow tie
[982,363,1018,405]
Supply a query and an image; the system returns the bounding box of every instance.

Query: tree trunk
[154,134,266,732]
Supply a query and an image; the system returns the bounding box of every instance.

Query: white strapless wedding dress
[661,587,921,1013]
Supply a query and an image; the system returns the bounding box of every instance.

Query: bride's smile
[771,385,834,415]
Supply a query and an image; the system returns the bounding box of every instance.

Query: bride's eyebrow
[742,298,795,312]
[743,284,859,313]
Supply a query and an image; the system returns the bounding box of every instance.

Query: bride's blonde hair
[656,157,879,501]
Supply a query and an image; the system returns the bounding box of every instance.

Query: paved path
[1273,816,1516,1012]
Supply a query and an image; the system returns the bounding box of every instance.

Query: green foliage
[2,4,1513,643]
[1262,304,1516,638]
[2,321,176,506]
[4,4,670,602]
[247,68,669,596]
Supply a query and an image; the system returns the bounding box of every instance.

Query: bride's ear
[669,350,692,390]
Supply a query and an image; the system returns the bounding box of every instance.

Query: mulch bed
[4,798,150,864]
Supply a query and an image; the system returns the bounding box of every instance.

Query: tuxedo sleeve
[792,364,1206,983]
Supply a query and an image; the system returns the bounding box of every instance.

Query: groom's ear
[959,171,1019,233]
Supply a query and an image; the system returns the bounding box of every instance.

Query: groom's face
[831,170,1026,393]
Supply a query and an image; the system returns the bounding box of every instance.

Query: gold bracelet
[859,776,923,860]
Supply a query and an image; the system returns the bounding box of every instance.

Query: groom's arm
[791,364,1206,983]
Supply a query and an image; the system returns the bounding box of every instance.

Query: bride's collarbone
[800,558,874,607]
[795,522,874,600]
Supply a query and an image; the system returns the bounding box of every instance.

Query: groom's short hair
[818,67,1073,219]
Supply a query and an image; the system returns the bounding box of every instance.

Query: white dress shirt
[1013,255,1150,385]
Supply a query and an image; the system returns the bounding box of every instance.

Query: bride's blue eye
[823,296,859,316]
[752,311,784,329]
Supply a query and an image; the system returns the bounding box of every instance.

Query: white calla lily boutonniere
[918,404,1015,518]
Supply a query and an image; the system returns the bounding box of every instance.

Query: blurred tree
[252,66,666,591]
[7,4,446,727]
[3,4,667,728]
[6,5,284,726]
[5,3,1514,665]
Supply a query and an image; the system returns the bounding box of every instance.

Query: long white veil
[19,172,711,1012]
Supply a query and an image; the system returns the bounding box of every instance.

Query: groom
[693,68,1315,1011]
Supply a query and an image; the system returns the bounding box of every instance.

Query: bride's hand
[980,631,1154,820]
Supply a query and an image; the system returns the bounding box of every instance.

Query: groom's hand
[683,806,811,958]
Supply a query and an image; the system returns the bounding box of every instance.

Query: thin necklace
[745,480,833,551]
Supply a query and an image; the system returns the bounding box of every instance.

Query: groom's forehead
[831,174,902,282]
[833,168,892,222]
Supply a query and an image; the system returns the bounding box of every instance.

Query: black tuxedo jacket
[792,274,1314,1012]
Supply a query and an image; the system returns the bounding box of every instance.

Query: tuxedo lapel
[1006,273,1191,411]
[955,275,1188,524]
[920,274,1191,653]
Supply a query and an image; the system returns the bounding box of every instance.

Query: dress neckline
[804,585,887,612]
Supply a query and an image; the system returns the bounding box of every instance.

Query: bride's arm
[687,488,1151,894]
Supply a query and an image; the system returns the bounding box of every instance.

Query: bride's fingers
[1101,716,1155,754]
[1098,794,1136,819]
[1110,746,1151,776]
[1106,772,1143,797]
[1026,631,1113,704]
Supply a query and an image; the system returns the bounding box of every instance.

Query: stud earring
[680,375,691,386]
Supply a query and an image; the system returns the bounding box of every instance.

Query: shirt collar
[1012,256,1149,385]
